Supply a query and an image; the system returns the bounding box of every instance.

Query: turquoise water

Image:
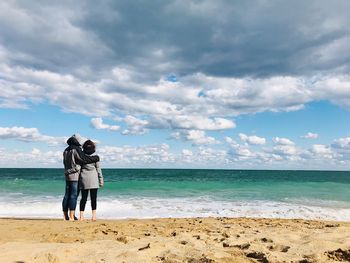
[0,169,349,220]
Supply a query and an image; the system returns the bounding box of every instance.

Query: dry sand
[0,217,349,263]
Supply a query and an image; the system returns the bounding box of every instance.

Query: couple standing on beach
[62,134,104,221]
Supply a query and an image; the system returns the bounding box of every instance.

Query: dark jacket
[63,136,100,181]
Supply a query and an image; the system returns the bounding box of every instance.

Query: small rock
[222,232,229,238]
[246,251,269,263]
[223,242,230,248]
[281,246,290,253]
[326,248,350,261]
[180,240,188,245]
[233,243,250,250]
[261,237,273,243]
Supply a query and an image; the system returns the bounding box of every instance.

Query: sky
[0,0,350,169]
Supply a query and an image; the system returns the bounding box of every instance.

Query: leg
[90,189,98,221]
[68,181,79,221]
[62,181,70,220]
[79,189,88,221]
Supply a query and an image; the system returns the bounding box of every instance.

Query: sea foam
[1,196,349,221]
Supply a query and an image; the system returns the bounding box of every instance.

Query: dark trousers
[62,181,79,212]
[80,189,98,211]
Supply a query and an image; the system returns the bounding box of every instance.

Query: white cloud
[99,143,175,164]
[31,148,41,155]
[182,149,193,157]
[272,144,299,157]
[332,136,350,149]
[0,148,62,167]
[330,136,350,161]
[181,149,194,163]
[171,130,219,145]
[302,132,319,139]
[273,137,295,145]
[1,133,350,168]
[0,126,65,146]
[311,144,333,159]
[121,115,149,135]
[239,133,266,145]
[1,1,350,153]
[90,118,120,131]
[166,115,235,130]
[1,58,350,137]
[225,136,257,160]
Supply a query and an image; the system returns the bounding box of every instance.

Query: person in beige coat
[79,140,104,221]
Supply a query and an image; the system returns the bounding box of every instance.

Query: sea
[0,168,349,221]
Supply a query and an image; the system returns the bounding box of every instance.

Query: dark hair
[83,140,96,155]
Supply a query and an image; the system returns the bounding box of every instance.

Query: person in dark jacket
[62,134,100,221]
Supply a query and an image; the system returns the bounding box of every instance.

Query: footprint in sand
[116,236,128,244]
[34,252,60,263]
[268,244,291,253]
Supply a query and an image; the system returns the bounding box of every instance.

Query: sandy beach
[0,217,349,263]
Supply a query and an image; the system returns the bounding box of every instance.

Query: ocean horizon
[1,168,349,221]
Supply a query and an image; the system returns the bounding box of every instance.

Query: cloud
[0,148,62,167]
[0,126,65,146]
[302,132,319,139]
[75,0,350,77]
[171,130,219,145]
[225,136,257,160]
[90,118,120,131]
[0,1,350,128]
[239,133,266,145]
[310,144,333,159]
[1,1,350,169]
[332,136,350,150]
[121,115,149,135]
[2,60,350,135]
[0,0,350,78]
[148,114,235,131]
[1,133,350,168]
[331,136,350,160]
[271,138,300,160]
[99,144,175,164]
[273,137,295,145]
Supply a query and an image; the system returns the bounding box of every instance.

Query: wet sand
[0,217,349,263]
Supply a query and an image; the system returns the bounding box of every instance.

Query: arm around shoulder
[74,147,100,164]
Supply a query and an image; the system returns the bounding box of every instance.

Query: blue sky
[0,1,350,169]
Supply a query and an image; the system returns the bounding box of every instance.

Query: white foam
[1,195,350,221]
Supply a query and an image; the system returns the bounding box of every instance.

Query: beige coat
[79,162,103,189]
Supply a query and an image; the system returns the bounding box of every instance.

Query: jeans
[62,181,79,212]
[80,189,98,211]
